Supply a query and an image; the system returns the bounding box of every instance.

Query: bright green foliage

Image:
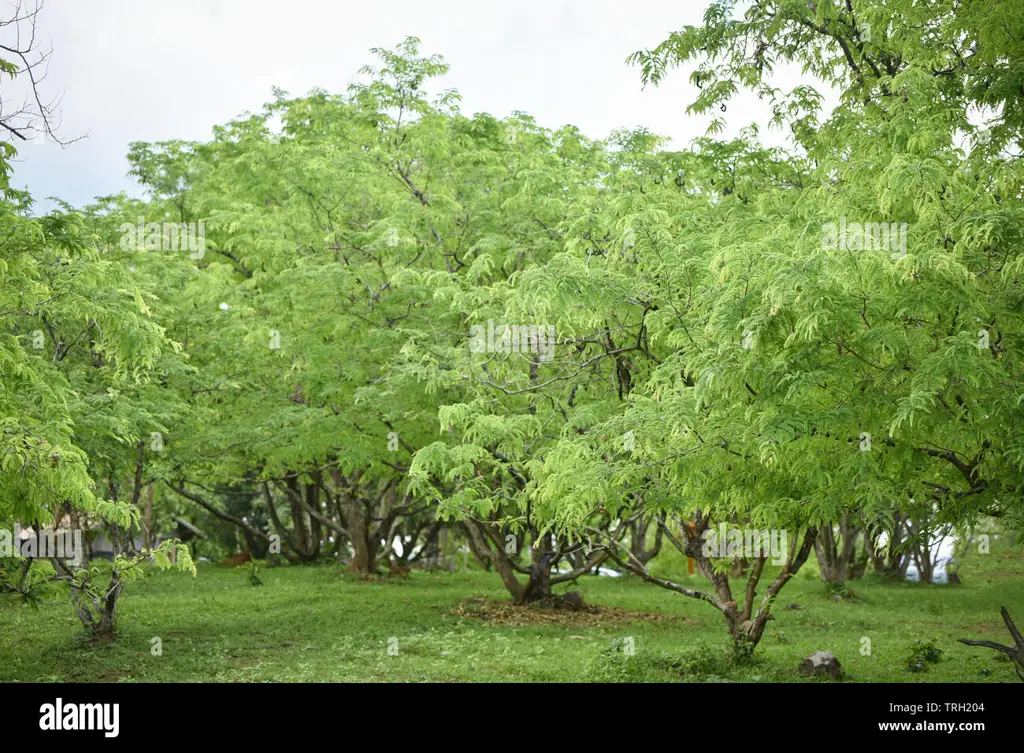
[0,68,194,636]
[410,1,1024,645]
[618,0,1024,529]
[4,8,1021,653]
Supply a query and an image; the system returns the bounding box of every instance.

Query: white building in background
[83,527,147,560]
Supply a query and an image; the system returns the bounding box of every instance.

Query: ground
[1,538,1021,682]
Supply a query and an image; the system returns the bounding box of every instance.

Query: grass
[1,537,1021,683]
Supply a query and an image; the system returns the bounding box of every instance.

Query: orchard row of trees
[2,1,1022,654]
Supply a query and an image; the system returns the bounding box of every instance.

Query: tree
[0,1,192,640]
[0,159,194,641]
[536,0,1024,652]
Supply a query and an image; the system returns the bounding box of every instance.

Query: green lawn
[1,539,1021,682]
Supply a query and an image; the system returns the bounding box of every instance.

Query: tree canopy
[2,2,1021,654]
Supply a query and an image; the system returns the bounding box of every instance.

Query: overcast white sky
[9,0,803,211]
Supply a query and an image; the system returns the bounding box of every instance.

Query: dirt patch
[450,598,688,628]
[958,621,1005,635]
[72,667,128,683]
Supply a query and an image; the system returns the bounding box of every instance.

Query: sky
[8,0,801,211]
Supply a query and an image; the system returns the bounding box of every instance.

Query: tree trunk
[463,519,526,602]
[521,538,554,604]
[341,493,375,574]
[628,517,663,566]
[56,548,125,643]
[93,568,124,641]
[143,484,154,550]
[814,515,861,581]
[460,522,493,571]
[608,515,818,658]
[866,513,910,578]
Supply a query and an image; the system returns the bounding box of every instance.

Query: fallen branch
[958,606,1024,681]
